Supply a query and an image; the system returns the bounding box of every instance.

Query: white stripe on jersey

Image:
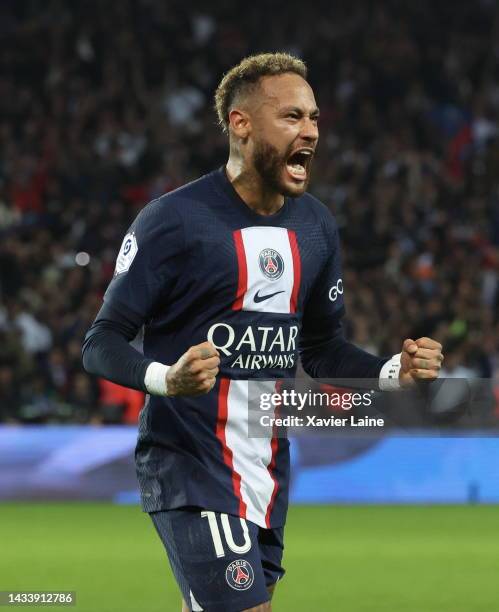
[239,226,296,314]
[224,380,276,528]
[189,590,204,611]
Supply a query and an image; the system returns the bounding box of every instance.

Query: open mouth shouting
[286,148,314,182]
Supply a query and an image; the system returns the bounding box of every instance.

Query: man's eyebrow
[280,106,320,117]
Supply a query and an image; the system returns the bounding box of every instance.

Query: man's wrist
[379,353,402,391]
[144,362,170,396]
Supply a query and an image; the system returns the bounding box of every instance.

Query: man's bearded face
[247,73,319,197]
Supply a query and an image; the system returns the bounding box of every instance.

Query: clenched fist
[166,341,220,397]
[399,337,444,387]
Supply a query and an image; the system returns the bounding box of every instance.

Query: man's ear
[228,109,251,140]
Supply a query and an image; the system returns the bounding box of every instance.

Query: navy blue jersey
[104,167,348,528]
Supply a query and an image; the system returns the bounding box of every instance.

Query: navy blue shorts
[150,507,285,611]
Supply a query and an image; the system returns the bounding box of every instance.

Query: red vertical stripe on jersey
[232,230,248,311]
[216,378,247,518]
[288,230,301,313]
[265,381,281,528]
[265,434,280,528]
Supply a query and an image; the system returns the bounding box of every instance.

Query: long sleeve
[299,311,387,380]
[82,301,153,392]
[82,197,185,390]
[299,211,388,382]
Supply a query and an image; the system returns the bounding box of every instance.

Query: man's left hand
[399,337,444,387]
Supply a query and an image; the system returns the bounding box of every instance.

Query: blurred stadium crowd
[0,0,498,423]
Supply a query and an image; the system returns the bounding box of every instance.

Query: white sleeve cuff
[379,353,402,391]
[144,362,170,396]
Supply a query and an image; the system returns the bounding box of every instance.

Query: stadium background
[1,1,499,610]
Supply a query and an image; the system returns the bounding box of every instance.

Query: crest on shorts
[259,248,284,281]
[115,232,138,275]
[225,559,254,591]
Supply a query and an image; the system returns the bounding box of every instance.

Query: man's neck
[225,159,284,216]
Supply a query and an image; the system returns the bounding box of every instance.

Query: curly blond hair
[214,52,307,133]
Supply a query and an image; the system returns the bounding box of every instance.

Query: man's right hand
[166,341,220,397]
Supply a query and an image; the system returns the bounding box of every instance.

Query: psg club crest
[259,248,284,281]
[225,560,255,591]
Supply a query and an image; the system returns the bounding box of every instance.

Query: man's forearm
[300,331,388,381]
[82,302,153,392]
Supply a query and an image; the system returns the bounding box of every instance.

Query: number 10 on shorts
[201,511,252,558]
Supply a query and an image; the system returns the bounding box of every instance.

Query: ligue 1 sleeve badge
[225,559,255,591]
[114,232,138,275]
[259,248,284,281]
